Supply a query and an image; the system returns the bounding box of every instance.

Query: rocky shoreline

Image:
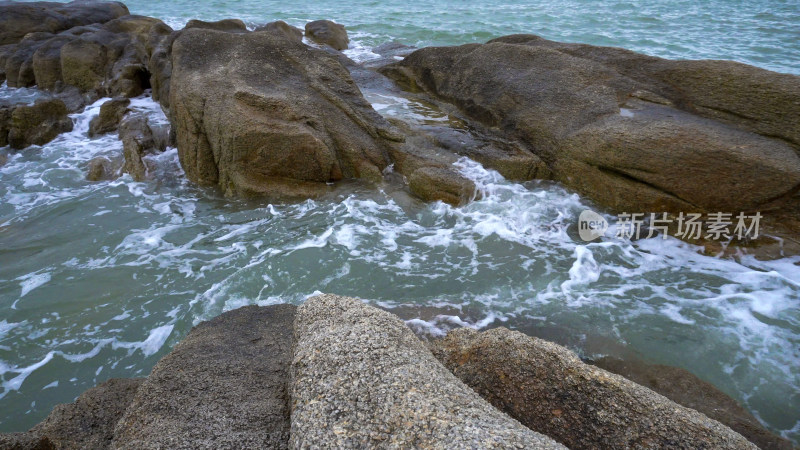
[0,295,793,449]
[1,1,799,448]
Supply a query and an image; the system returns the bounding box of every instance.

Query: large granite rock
[291,294,564,449]
[184,19,247,33]
[0,1,129,46]
[304,20,348,50]
[430,327,757,450]
[380,35,800,214]
[169,29,402,199]
[0,378,143,450]
[595,357,794,450]
[254,21,303,42]
[7,98,73,149]
[112,305,296,449]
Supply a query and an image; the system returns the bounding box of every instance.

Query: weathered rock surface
[118,114,168,181]
[304,20,349,50]
[185,18,247,33]
[169,29,402,199]
[380,35,800,214]
[430,327,757,449]
[0,378,143,450]
[112,304,296,449]
[291,294,564,449]
[7,98,72,149]
[595,357,795,450]
[255,21,303,42]
[0,1,129,46]
[1,8,173,100]
[88,98,130,136]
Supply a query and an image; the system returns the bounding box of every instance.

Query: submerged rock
[86,156,120,182]
[291,294,564,448]
[304,20,349,50]
[7,98,73,149]
[430,327,756,449]
[169,29,402,199]
[380,35,800,214]
[88,98,130,137]
[112,305,296,449]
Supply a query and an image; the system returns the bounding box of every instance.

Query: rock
[112,304,296,449]
[304,20,349,51]
[408,165,475,206]
[8,98,73,149]
[0,106,10,147]
[0,378,143,450]
[118,114,164,181]
[184,19,248,33]
[380,36,800,214]
[0,152,6,167]
[291,294,564,449]
[0,1,129,46]
[594,357,795,450]
[169,29,402,199]
[88,98,130,136]
[430,327,757,449]
[32,378,144,449]
[86,156,119,181]
[2,11,172,99]
[254,21,303,42]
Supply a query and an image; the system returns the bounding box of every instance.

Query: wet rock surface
[88,98,130,137]
[6,98,72,149]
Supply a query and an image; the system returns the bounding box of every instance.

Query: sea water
[1,0,799,442]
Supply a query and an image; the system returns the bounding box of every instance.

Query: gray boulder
[86,156,120,181]
[112,305,296,449]
[255,21,303,42]
[430,327,757,449]
[304,20,349,50]
[169,29,402,199]
[380,35,800,215]
[7,98,73,149]
[88,97,130,136]
[291,294,565,449]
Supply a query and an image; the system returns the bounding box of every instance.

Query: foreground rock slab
[112,304,296,449]
[169,29,402,199]
[430,327,757,450]
[291,294,564,449]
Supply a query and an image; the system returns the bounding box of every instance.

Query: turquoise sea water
[1,0,799,443]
